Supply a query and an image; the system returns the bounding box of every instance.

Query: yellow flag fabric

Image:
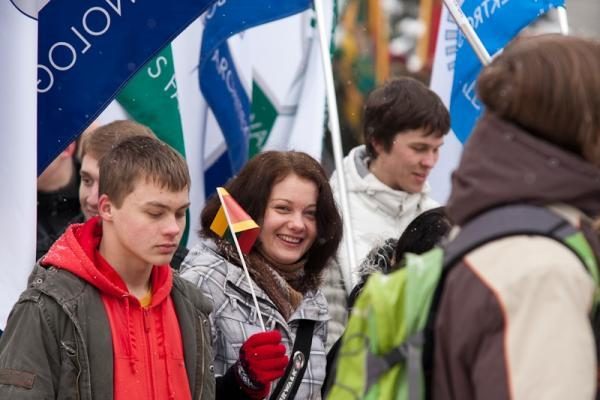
[210,187,260,254]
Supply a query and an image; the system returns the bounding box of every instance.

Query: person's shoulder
[26,264,87,299]
[291,289,329,326]
[179,239,231,285]
[11,264,89,326]
[454,234,594,306]
[420,191,440,210]
[172,274,213,315]
[181,239,228,269]
[330,145,366,185]
[306,288,329,308]
[68,213,85,225]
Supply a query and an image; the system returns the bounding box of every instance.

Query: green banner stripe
[116,44,190,244]
[117,45,186,157]
[249,80,278,157]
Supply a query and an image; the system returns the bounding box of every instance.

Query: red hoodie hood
[42,217,173,303]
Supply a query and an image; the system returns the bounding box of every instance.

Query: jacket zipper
[74,342,82,400]
[62,340,82,400]
[143,309,156,399]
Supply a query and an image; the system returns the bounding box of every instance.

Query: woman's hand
[234,330,288,399]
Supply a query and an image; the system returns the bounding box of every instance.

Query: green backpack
[327,204,600,400]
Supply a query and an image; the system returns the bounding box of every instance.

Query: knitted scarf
[216,239,320,320]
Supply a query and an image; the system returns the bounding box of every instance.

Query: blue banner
[199,0,310,195]
[450,0,564,143]
[37,0,216,174]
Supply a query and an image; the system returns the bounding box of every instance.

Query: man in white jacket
[323,78,450,349]
[332,77,450,287]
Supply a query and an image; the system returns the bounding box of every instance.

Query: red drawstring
[124,297,137,374]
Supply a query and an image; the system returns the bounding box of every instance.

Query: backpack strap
[422,204,590,400]
[443,204,578,268]
[365,331,424,391]
[269,319,316,400]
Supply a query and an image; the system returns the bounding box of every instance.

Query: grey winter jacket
[0,264,215,400]
[180,239,330,399]
[320,259,347,350]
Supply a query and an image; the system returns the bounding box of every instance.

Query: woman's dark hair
[478,34,600,166]
[394,207,452,267]
[348,207,452,309]
[200,151,343,275]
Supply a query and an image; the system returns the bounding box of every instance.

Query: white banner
[429,5,462,204]
[0,2,39,329]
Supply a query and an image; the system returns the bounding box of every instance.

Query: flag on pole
[429,0,564,203]
[213,186,264,330]
[210,188,260,255]
[199,0,312,192]
[0,1,39,330]
[37,0,217,174]
[248,2,334,159]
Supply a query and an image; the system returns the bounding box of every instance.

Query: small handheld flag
[210,187,260,254]
[212,187,265,330]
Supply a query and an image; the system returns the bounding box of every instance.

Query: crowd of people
[0,33,599,399]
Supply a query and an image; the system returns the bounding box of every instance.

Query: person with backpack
[323,207,452,397]
[350,207,452,307]
[432,34,600,399]
[328,34,600,400]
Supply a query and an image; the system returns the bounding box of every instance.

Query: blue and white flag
[450,0,564,142]
[429,0,564,203]
[0,1,39,329]
[199,0,311,196]
[37,0,217,173]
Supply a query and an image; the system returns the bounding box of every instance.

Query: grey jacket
[0,264,215,399]
[180,239,330,399]
[320,260,347,350]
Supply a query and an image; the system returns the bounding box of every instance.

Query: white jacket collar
[339,145,433,218]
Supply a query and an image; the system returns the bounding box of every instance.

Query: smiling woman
[180,151,343,400]
[260,174,318,266]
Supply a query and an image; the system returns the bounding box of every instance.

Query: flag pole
[217,189,266,331]
[442,0,491,66]
[313,0,358,293]
[557,6,569,35]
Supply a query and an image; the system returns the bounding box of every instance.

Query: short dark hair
[201,151,342,275]
[478,34,600,166]
[394,207,452,266]
[363,77,450,159]
[99,136,190,207]
[80,120,155,161]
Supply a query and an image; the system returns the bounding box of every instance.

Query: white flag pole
[217,188,266,331]
[557,6,569,35]
[443,0,491,66]
[313,0,358,293]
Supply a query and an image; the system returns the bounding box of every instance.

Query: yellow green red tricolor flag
[210,187,260,254]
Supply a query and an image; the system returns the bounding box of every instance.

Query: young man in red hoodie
[0,136,214,399]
